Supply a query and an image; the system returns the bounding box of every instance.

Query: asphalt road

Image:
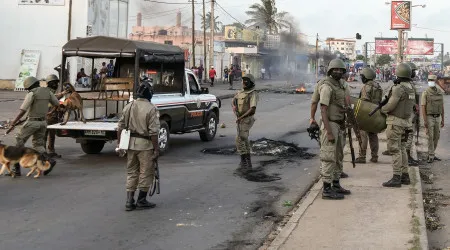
[0,92,320,250]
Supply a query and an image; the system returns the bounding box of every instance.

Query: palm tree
[245,0,290,34]
[200,12,223,34]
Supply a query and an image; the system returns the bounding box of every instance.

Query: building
[325,38,356,60]
[0,0,140,90]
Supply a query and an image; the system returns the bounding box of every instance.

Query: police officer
[232,74,259,172]
[8,76,59,176]
[355,67,382,163]
[117,78,160,211]
[381,63,415,187]
[421,74,445,163]
[310,59,350,179]
[318,58,351,200]
[405,62,420,166]
[45,74,67,158]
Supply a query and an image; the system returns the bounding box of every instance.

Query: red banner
[375,39,434,55]
[391,1,411,30]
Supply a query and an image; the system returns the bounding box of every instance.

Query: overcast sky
[139,0,449,56]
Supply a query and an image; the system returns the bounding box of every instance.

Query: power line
[215,1,246,27]
[144,0,210,5]
[128,7,185,18]
[414,26,450,33]
[129,8,188,21]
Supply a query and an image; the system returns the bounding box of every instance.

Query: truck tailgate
[47,122,118,131]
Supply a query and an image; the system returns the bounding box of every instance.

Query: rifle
[5,120,26,135]
[345,105,363,168]
[149,159,160,196]
[233,97,240,130]
[414,93,420,145]
[368,96,389,116]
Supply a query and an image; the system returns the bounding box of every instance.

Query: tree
[376,54,392,66]
[200,12,223,33]
[245,0,290,34]
[356,55,365,61]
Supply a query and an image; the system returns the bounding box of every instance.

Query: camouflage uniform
[357,80,382,162]
[118,98,160,193]
[16,87,60,153]
[234,88,258,155]
[421,83,444,161]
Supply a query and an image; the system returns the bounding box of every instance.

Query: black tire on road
[159,120,170,155]
[81,140,105,154]
[200,112,218,141]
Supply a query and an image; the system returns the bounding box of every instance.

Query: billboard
[391,1,411,30]
[375,38,434,55]
[15,50,41,91]
[19,0,65,5]
[224,26,259,42]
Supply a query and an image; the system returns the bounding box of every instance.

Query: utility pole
[209,0,215,73]
[191,0,196,67]
[202,0,207,81]
[67,0,73,41]
[315,33,319,79]
[364,42,368,65]
[397,29,403,63]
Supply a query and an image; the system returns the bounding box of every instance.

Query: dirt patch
[423,188,450,231]
[419,167,434,184]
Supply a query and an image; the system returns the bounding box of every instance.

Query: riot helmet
[23,76,40,90]
[406,62,417,78]
[45,74,59,90]
[361,67,376,83]
[395,63,412,79]
[136,76,154,101]
[327,59,347,81]
[242,74,256,90]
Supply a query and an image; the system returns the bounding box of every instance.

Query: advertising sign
[19,0,65,5]
[15,50,41,91]
[224,26,241,40]
[391,1,411,30]
[375,38,434,55]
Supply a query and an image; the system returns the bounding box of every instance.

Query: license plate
[84,130,106,136]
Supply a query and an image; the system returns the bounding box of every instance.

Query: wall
[0,1,88,84]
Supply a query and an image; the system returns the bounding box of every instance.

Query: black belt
[130,133,150,140]
[28,117,45,121]
[428,114,441,118]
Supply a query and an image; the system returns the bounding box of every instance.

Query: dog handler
[8,76,59,176]
[117,78,160,211]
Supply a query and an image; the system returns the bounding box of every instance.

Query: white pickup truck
[47,36,221,154]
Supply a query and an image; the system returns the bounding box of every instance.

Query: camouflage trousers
[405,125,415,151]
[386,124,408,176]
[426,115,441,158]
[16,120,47,153]
[358,130,379,158]
[126,149,155,192]
[236,116,255,155]
[320,121,345,183]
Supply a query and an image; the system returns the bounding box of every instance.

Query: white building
[0,0,141,89]
[325,38,357,60]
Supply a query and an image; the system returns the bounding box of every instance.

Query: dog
[0,142,51,178]
[60,82,86,125]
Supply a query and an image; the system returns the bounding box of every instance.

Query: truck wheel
[200,112,218,141]
[81,141,105,154]
[159,120,170,154]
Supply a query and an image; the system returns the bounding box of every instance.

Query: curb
[266,179,322,250]
[411,166,429,250]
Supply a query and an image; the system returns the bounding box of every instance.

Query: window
[164,40,173,45]
[341,42,344,45]
[331,42,334,45]
[187,73,199,94]
[109,0,128,38]
[341,48,344,51]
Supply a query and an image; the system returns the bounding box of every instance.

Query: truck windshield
[140,67,184,94]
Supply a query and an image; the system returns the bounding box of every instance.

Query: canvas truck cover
[62,36,185,63]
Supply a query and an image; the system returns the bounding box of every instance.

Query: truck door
[185,72,204,128]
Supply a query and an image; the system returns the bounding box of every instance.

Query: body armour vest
[28,87,54,119]
[389,82,415,119]
[366,81,383,104]
[236,89,255,114]
[425,87,444,115]
[324,80,346,121]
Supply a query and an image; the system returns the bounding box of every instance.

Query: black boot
[401,173,410,185]
[136,190,156,210]
[340,172,349,178]
[43,158,57,176]
[407,150,419,166]
[332,180,351,195]
[239,155,245,168]
[246,154,253,169]
[125,191,136,211]
[322,182,344,200]
[354,157,366,164]
[382,175,402,187]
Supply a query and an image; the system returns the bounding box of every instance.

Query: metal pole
[397,29,403,63]
[202,0,207,80]
[441,43,445,71]
[365,42,368,65]
[209,0,215,72]
[315,33,319,79]
[191,0,196,67]
[67,0,72,41]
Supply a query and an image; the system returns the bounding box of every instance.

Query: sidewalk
[263,134,429,250]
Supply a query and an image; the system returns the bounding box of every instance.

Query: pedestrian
[405,62,420,166]
[223,66,229,84]
[117,78,160,211]
[229,65,235,89]
[197,64,204,84]
[45,74,68,159]
[355,67,382,164]
[107,59,114,77]
[232,74,258,173]
[381,63,415,187]
[261,67,266,79]
[316,58,352,200]
[7,76,59,176]
[209,66,216,87]
[422,74,445,163]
